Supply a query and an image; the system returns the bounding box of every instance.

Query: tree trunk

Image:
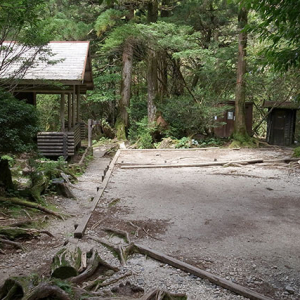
[147,0,159,125]
[234,7,248,138]
[147,49,158,124]
[116,39,134,139]
[161,0,171,18]
[0,158,13,191]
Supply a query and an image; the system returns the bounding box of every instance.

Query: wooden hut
[0,41,94,157]
[263,101,300,146]
[214,101,253,138]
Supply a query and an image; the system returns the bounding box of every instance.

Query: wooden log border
[120,158,299,169]
[134,243,274,300]
[74,149,121,238]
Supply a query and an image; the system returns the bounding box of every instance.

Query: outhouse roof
[0,41,94,91]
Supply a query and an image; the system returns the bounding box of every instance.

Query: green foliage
[129,117,153,149]
[199,137,225,148]
[293,147,300,158]
[0,90,39,153]
[95,9,124,36]
[36,95,60,131]
[245,0,300,70]
[230,133,257,148]
[0,0,52,45]
[0,155,15,167]
[175,137,191,149]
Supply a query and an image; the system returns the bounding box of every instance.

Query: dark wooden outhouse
[0,41,94,157]
[214,101,253,138]
[263,101,300,146]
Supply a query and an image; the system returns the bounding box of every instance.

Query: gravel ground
[1,146,299,300]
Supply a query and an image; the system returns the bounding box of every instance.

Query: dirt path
[1,146,299,300]
[86,147,300,300]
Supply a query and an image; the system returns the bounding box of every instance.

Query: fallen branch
[0,197,64,220]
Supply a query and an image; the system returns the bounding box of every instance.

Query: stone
[285,285,295,294]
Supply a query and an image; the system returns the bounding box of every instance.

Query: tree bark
[147,48,158,124]
[116,39,134,139]
[234,7,248,138]
[0,158,13,191]
[147,0,159,124]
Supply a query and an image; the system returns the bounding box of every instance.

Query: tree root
[0,226,54,240]
[141,289,187,300]
[0,238,25,251]
[0,197,64,220]
[24,282,71,300]
[70,248,118,284]
[88,235,135,266]
[102,227,131,244]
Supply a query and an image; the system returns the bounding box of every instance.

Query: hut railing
[37,123,81,157]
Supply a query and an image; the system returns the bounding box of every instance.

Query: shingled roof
[0,41,94,91]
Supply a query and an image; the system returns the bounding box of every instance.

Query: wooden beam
[134,244,273,300]
[72,85,76,127]
[77,85,80,122]
[60,93,65,132]
[68,93,72,130]
[74,149,121,238]
[120,159,264,169]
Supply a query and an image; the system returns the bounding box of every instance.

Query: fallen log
[0,197,64,220]
[120,159,264,169]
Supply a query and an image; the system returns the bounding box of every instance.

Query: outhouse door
[267,109,296,146]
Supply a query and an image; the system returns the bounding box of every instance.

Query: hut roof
[263,101,300,110]
[0,41,94,92]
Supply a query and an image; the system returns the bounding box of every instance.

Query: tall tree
[147,0,159,124]
[234,5,248,138]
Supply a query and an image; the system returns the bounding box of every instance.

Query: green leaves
[0,90,39,153]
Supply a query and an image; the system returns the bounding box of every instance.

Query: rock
[285,285,295,294]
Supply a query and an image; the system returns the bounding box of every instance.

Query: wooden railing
[37,124,82,157]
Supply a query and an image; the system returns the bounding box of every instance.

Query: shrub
[0,90,39,153]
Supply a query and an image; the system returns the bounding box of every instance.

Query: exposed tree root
[88,235,135,266]
[141,289,187,300]
[0,238,25,251]
[24,282,71,300]
[103,227,131,243]
[0,197,64,219]
[70,248,118,284]
[0,226,54,240]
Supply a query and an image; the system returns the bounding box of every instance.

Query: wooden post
[72,86,76,127]
[76,86,81,122]
[68,93,72,130]
[60,93,65,132]
[88,119,92,147]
